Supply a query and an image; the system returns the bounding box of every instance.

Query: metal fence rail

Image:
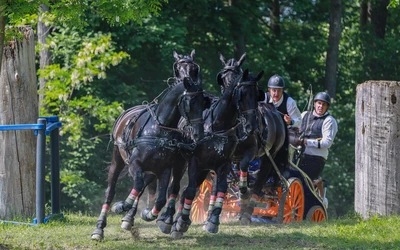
[0,116,62,225]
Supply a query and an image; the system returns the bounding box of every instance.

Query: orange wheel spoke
[282,178,305,223]
[306,206,326,222]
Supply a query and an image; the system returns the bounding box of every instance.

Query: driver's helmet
[267,75,285,88]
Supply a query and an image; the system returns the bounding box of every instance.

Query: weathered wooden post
[355,81,400,218]
[0,26,37,219]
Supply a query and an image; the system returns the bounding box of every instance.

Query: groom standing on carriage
[297,92,338,200]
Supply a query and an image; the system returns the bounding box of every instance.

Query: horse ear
[258,89,266,101]
[190,50,195,60]
[238,52,246,67]
[255,70,264,81]
[219,53,226,65]
[216,72,224,85]
[173,51,179,61]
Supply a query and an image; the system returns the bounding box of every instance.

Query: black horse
[201,58,289,226]
[91,50,208,241]
[169,53,265,238]
[235,102,289,224]
[216,67,288,226]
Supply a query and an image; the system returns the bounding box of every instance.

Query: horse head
[174,50,209,142]
[216,52,246,89]
[173,50,202,85]
[216,53,263,135]
[236,69,265,135]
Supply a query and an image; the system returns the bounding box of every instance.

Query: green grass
[1,213,400,249]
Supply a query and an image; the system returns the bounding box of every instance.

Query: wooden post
[0,26,37,219]
[355,81,400,218]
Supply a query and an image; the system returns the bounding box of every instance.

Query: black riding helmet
[267,75,285,88]
[314,92,331,105]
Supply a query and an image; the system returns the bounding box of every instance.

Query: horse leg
[240,156,272,225]
[141,169,170,222]
[204,163,230,234]
[92,146,125,241]
[238,152,256,219]
[203,173,217,227]
[171,157,203,239]
[120,161,146,231]
[146,177,157,210]
[157,162,186,234]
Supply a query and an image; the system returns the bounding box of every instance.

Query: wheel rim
[309,206,326,222]
[283,178,305,223]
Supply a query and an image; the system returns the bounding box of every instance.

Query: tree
[0,0,167,80]
[360,0,390,79]
[270,0,281,38]
[324,0,342,97]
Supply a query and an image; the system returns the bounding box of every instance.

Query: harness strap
[124,136,197,153]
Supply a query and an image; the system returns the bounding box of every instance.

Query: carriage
[190,143,328,224]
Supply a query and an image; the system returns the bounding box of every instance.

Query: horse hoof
[240,213,252,225]
[202,221,208,231]
[111,201,127,214]
[140,208,157,222]
[156,220,172,234]
[171,230,184,240]
[176,217,191,233]
[121,220,133,231]
[204,222,219,234]
[91,228,104,241]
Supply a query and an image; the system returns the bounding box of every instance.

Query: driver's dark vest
[300,111,329,139]
[266,92,289,118]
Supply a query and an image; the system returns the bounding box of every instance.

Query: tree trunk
[360,0,370,27]
[38,4,52,110]
[370,0,389,39]
[0,26,37,219]
[228,0,246,59]
[269,0,281,38]
[360,0,389,79]
[324,0,342,97]
[355,81,400,219]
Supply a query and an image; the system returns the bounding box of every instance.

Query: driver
[264,74,302,128]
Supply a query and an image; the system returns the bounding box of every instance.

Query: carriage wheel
[282,178,305,224]
[190,180,212,223]
[305,205,326,222]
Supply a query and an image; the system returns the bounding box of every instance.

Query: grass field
[1,213,400,249]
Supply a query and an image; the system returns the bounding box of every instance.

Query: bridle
[233,80,259,125]
[219,67,259,135]
[173,58,202,86]
[178,89,205,128]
